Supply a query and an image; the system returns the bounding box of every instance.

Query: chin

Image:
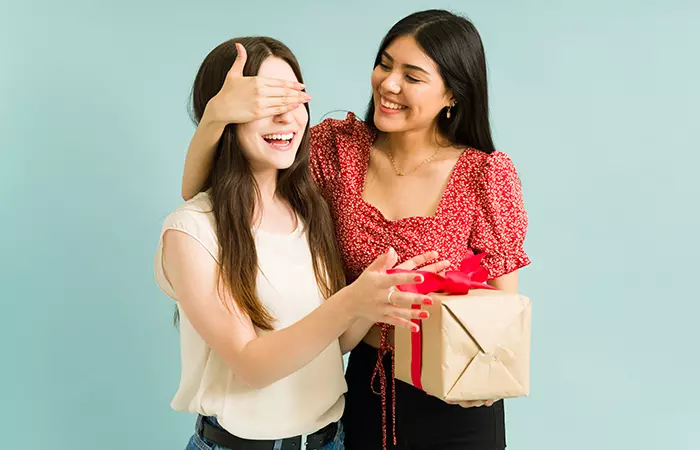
[373,113,405,133]
[273,153,298,170]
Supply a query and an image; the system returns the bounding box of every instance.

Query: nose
[380,72,401,95]
[273,109,294,123]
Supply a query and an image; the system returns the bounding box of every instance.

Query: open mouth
[262,132,296,151]
[379,97,407,114]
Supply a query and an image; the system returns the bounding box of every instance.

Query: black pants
[342,342,506,450]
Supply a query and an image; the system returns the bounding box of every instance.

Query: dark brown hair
[188,36,346,330]
[366,10,496,155]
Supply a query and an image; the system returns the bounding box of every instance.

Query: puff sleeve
[469,151,531,279]
[308,119,341,202]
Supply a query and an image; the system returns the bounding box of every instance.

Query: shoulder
[309,112,375,190]
[311,112,375,147]
[164,191,214,228]
[161,192,219,262]
[458,149,521,187]
[461,149,518,172]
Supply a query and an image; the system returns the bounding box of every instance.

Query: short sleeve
[469,151,531,279]
[154,194,220,300]
[309,119,341,200]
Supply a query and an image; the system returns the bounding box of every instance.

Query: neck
[252,168,278,205]
[382,123,445,161]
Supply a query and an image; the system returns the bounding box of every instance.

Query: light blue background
[2,0,698,449]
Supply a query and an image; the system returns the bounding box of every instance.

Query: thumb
[228,43,248,78]
[366,247,398,273]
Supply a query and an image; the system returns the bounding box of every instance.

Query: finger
[385,305,429,321]
[228,43,248,78]
[260,91,311,109]
[260,76,305,91]
[388,292,433,308]
[484,400,495,407]
[366,247,398,273]
[446,399,470,407]
[394,251,439,270]
[381,270,424,289]
[460,401,484,408]
[419,259,451,274]
[379,315,419,332]
[257,103,302,118]
[261,86,311,100]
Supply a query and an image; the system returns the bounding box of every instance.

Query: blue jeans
[186,416,345,450]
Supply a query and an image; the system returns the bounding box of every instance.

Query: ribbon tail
[410,304,423,390]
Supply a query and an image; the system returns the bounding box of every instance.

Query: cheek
[408,88,443,115]
[293,107,309,128]
[235,125,264,162]
[236,125,257,146]
[371,68,384,91]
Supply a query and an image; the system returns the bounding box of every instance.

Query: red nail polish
[414,275,423,282]
[419,311,429,319]
[423,298,433,305]
[412,326,420,333]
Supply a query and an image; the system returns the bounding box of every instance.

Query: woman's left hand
[445,399,499,408]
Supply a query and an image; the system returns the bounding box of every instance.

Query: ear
[444,90,456,108]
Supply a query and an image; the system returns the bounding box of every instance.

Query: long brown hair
[188,37,346,330]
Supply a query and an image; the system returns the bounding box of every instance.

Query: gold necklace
[387,145,442,176]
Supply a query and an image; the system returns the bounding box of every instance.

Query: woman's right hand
[202,43,312,127]
[342,248,434,332]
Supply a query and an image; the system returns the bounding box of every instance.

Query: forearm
[182,114,226,200]
[234,288,355,388]
[487,270,518,293]
[338,318,375,354]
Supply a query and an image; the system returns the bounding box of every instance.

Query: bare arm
[338,319,376,355]
[487,270,519,293]
[181,119,225,200]
[163,231,428,389]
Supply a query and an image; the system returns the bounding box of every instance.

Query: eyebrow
[382,51,431,76]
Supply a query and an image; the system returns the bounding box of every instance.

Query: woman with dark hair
[155,36,437,450]
[180,10,530,450]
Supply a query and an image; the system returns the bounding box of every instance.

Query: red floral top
[309,112,530,281]
[309,112,531,449]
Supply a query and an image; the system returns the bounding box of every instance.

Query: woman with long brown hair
[155,36,440,450]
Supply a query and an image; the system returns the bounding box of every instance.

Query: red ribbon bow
[388,250,495,295]
[387,250,495,390]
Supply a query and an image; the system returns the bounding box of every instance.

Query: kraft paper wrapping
[395,289,531,401]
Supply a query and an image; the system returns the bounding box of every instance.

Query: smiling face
[236,56,309,173]
[371,35,454,134]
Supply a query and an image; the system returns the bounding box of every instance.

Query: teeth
[263,133,294,140]
[381,98,406,110]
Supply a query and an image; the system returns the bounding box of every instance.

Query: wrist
[329,286,357,326]
[201,98,227,129]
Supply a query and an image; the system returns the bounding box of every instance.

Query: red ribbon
[388,250,496,389]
